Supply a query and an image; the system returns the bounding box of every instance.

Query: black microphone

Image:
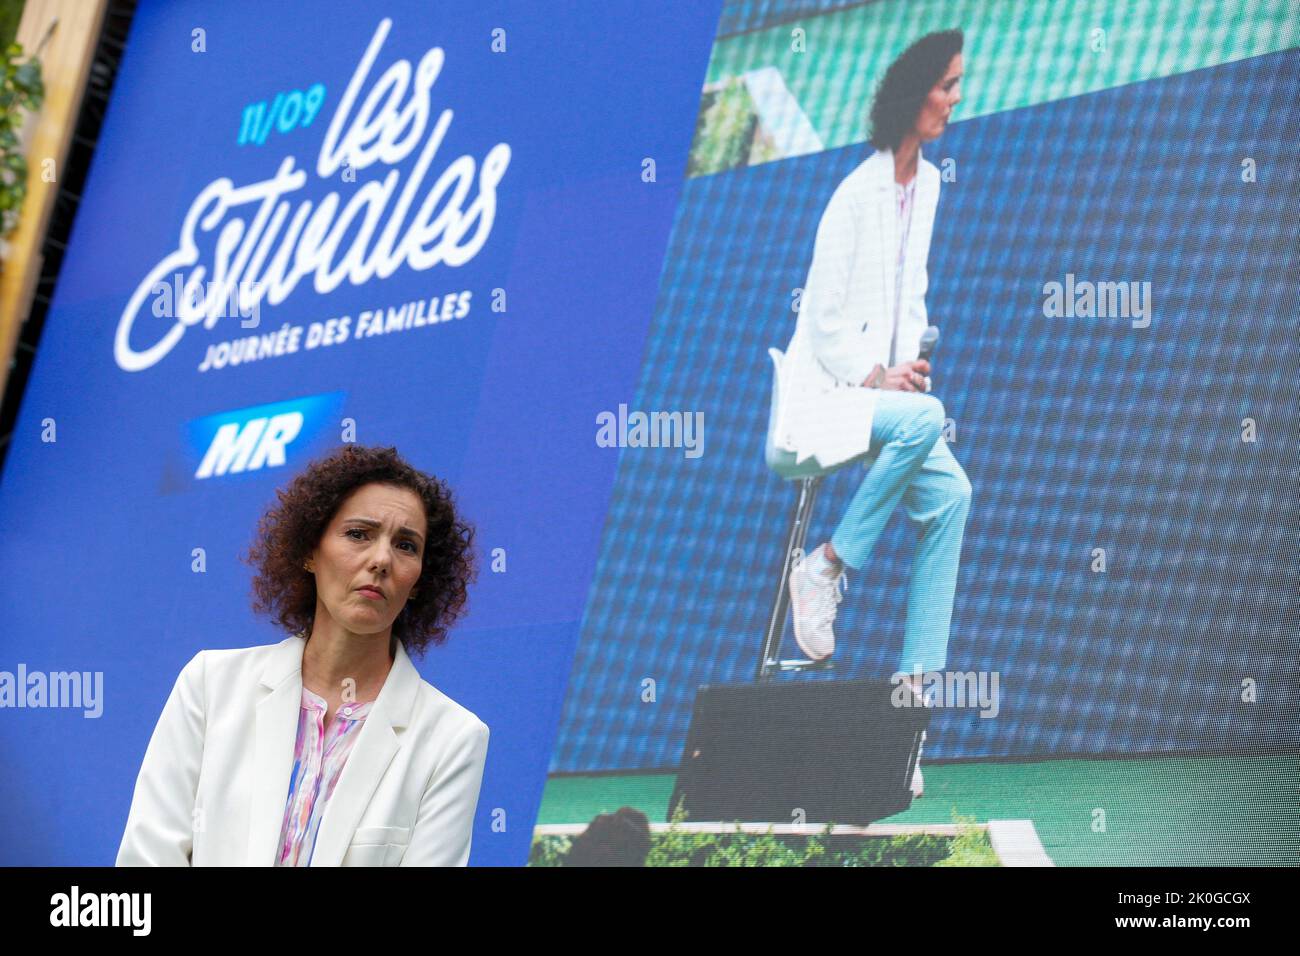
[917,325,939,393]
[918,325,940,362]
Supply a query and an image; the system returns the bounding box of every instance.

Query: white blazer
[115,634,490,866]
[774,145,940,467]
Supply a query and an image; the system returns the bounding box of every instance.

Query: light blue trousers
[827,390,971,675]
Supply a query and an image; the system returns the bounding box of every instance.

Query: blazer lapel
[875,144,930,365]
[896,144,918,356]
[247,635,309,866]
[874,147,896,339]
[307,636,420,867]
[244,632,421,866]
[900,144,936,356]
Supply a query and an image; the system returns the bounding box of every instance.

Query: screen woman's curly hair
[243,444,476,658]
[867,29,963,152]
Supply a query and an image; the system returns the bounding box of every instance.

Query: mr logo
[187,392,346,481]
[196,412,303,478]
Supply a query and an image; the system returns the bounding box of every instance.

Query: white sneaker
[911,730,927,798]
[788,546,847,661]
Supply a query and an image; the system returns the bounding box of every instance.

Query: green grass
[530,803,998,866]
[538,753,1300,866]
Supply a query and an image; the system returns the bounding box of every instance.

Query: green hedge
[530,806,1000,867]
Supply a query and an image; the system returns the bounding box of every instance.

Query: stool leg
[757,476,822,680]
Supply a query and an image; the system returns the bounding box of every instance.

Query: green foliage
[529,799,1001,867]
[686,73,785,177]
[0,0,24,51]
[1,38,44,237]
[935,811,1002,867]
[687,77,757,177]
[526,831,573,867]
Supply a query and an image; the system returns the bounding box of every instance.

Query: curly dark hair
[867,29,964,152]
[243,444,476,658]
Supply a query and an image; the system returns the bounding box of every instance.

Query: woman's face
[306,482,427,636]
[915,52,963,142]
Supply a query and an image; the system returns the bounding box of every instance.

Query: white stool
[758,347,854,680]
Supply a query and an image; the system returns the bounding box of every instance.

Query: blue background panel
[0,0,723,865]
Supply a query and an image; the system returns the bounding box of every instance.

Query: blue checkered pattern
[550,49,1300,772]
[718,0,871,38]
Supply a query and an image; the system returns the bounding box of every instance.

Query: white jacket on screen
[774,145,941,467]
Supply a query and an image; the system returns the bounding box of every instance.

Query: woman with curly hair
[116,444,489,866]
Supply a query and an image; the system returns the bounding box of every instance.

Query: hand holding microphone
[862,325,940,391]
[916,324,940,392]
[881,359,930,391]
[857,327,941,390]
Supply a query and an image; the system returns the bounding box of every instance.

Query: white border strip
[986,819,1055,867]
[534,822,967,837]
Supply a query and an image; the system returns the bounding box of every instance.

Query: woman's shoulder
[180,636,301,685]
[838,156,881,196]
[197,636,297,664]
[834,149,916,206]
[920,154,942,186]
[410,676,489,738]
